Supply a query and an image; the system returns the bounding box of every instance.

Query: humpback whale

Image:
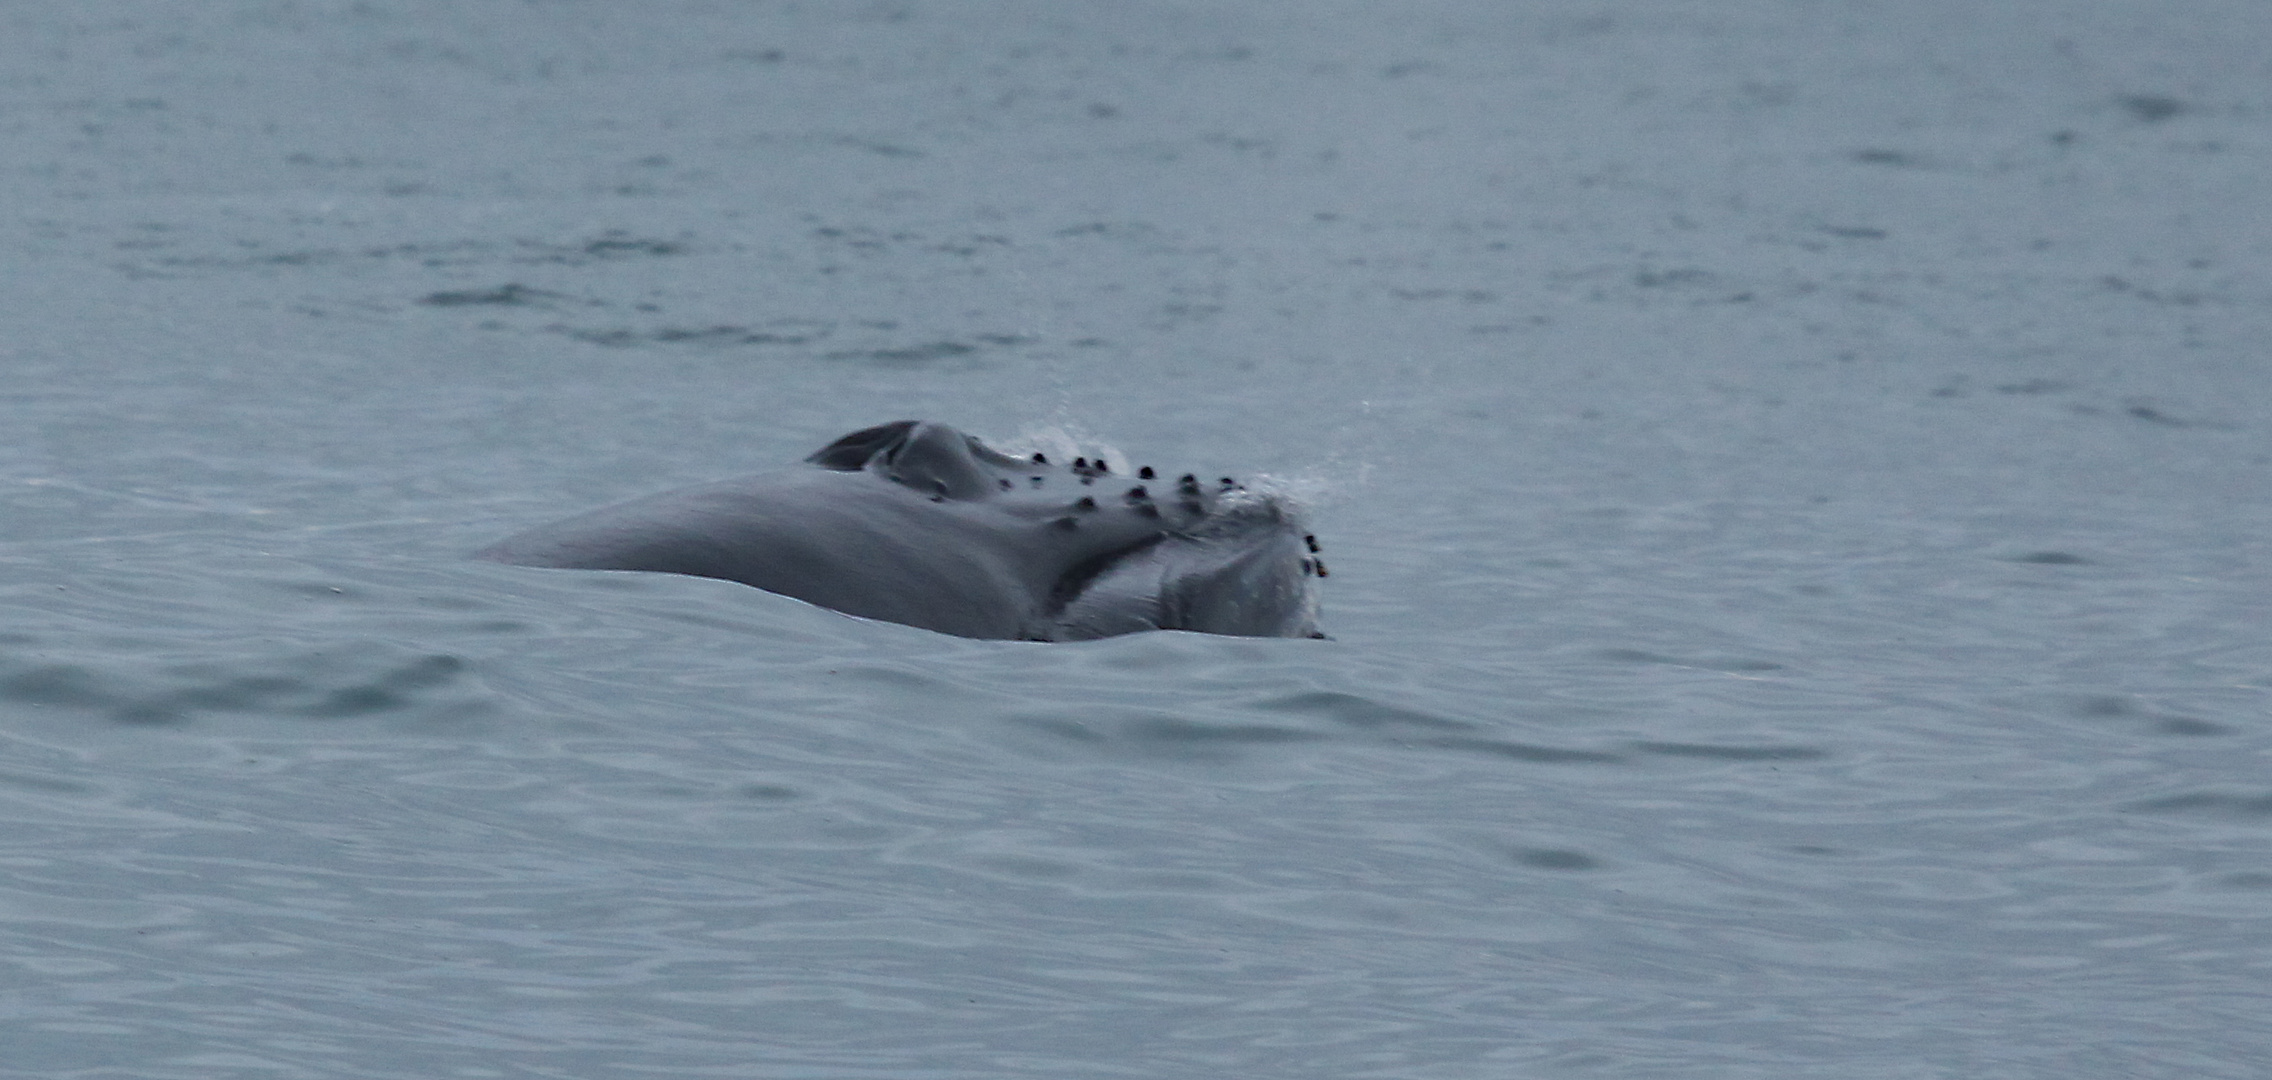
[477,421,1326,641]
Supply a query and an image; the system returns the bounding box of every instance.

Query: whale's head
[805,421,1326,640]
[483,420,1325,641]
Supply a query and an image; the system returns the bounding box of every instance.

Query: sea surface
[4,2,2270,1077]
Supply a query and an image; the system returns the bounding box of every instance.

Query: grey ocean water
[4,2,2270,1076]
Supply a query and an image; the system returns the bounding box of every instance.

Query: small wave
[0,642,491,727]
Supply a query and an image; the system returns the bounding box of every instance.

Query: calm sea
[4,2,2268,1076]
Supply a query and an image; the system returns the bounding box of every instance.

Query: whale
[477,421,1326,641]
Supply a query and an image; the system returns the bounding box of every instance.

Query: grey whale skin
[478,421,1326,641]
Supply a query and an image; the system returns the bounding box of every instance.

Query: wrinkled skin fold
[477,421,1326,641]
